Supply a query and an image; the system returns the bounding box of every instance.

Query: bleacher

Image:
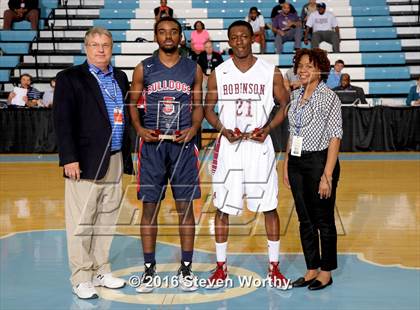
[0,0,419,105]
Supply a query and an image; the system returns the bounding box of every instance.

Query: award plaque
[155,96,181,140]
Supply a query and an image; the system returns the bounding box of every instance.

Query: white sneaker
[72,281,98,299]
[177,261,199,292]
[135,263,159,293]
[93,273,126,289]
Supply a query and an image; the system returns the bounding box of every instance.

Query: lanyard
[89,69,118,103]
[294,90,307,136]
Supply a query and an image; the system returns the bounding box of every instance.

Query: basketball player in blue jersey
[129,17,203,293]
[205,20,292,289]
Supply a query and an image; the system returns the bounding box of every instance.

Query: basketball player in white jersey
[204,20,291,289]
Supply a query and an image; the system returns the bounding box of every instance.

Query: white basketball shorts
[211,135,279,215]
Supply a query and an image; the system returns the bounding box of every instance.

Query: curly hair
[293,48,331,82]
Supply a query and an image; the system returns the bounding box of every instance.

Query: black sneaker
[135,262,159,293]
[177,261,198,292]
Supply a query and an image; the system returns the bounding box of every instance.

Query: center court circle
[97,263,261,305]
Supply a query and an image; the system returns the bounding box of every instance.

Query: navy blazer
[53,61,134,180]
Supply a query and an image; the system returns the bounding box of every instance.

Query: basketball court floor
[0,152,419,309]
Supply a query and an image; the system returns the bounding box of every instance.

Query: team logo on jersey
[162,96,176,115]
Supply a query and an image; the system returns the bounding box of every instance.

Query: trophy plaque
[155,96,181,140]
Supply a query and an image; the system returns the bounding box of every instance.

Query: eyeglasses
[86,43,112,50]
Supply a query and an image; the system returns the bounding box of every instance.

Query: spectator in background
[245,7,266,53]
[41,78,56,107]
[284,67,301,93]
[190,20,210,60]
[272,3,302,54]
[3,0,39,30]
[301,0,317,26]
[7,73,41,107]
[197,41,224,78]
[154,0,173,22]
[271,0,297,20]
[326,59,344,89]
[406,76,420,106]
[333,73,367,105]
[304,2,340,52]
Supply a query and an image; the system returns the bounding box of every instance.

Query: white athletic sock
[267,240,280,263]
[215,242,227,262]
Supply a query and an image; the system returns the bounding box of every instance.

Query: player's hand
[221,128,242,143]
[278,30,286,36]
[249,127,269,143]
[318,174,332,199]
[283,159,291,189]
[23,96,28,103]
[138,127,159,143]
[9,92,16,99]
[174,127,197,143]
[64,162,81,181]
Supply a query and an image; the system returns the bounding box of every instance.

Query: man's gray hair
[84,27,113,45]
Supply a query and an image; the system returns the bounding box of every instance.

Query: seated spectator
[245,7,266,53]
[284,67,301,92]
[197,41,224,77]
[272,3,302,54]
[190,21,210,60]
[41,78,56,108]
[406,76,420,106]
[304,2,340,52]
[326,59,344,89]
[154,0,173,22]
[7,73,41,107]
[271,0,297,20]
[333,73,367,105]
[3,0,39,30]
[301,0,317,26]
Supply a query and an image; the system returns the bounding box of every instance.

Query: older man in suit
[53,27,133,299]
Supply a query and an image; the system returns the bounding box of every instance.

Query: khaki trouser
[65,153,123,286]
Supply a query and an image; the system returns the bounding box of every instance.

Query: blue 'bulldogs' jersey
[142,55,196,131]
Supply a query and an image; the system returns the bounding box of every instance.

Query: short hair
[227,20,254,38]
[249,7,260,15]
[193,20,205,30]
[293,48,331,82]
[340,73,350,81]
[20,73,32,82]
[154,16,182,35]
[84,27,113,46]
[335,59,345,65]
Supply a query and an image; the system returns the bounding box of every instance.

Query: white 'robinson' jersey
[215,57,275,133]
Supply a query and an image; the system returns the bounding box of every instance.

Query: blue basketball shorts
[136,139,201,203]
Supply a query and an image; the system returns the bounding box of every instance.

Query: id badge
[113,107,123,125]
[206,68,212,75]
[291,136,303,157]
